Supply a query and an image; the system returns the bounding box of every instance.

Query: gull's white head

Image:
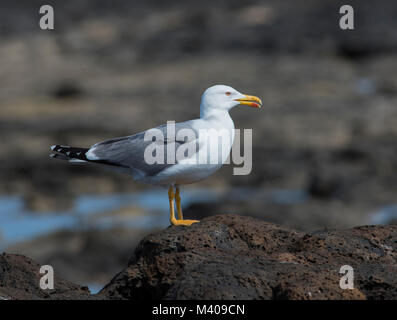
[200,85,262,118]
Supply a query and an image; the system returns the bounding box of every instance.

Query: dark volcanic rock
[1,215,396,300]
[99,215,397,300]
[0,253,96,300]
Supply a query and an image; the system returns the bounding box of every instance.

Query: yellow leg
[175,186,183,220]
[168,186,199,226]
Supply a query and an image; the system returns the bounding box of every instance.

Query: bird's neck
[199,106,235,132]
[200,104,230,120]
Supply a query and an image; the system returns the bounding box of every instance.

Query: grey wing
[86,121,201,177]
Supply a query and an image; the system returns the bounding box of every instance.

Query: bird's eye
[225,92,231,96]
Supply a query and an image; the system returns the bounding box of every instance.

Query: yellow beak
[234,94,262,108]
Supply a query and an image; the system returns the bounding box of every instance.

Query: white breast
[148,112,235,186]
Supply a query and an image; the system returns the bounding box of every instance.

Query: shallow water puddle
[0,187,310,249]
[369,205,397,225]
[0,188,222,248]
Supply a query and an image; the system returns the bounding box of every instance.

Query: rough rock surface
[1,215,396,300]
[99,215,397,300]
[0,253,96,300]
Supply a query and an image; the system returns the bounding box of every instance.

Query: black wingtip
[49,153,70,160]
[49,144,89,161]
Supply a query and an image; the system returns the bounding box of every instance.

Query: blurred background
[1,0,397,292]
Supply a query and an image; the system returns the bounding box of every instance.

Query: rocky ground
[0,252,96,299]
[1,215,396,300]
[4,227,151,286]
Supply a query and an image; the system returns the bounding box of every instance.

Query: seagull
[50,85,262,226]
